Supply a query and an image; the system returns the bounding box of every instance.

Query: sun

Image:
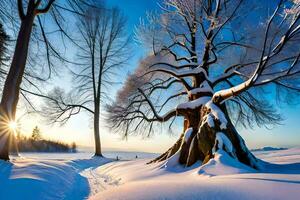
[8,121,18,131]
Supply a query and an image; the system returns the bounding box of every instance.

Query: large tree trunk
[0,13,35,160]
[9,133,19,156]
[150,102,259,169]
[93,105,102,157]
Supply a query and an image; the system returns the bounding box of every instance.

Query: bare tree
[0,0,98,160]
[107,0,300,169]
[41,5,130,156]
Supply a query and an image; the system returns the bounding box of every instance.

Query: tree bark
[0,13,35,160]
[150,104,259,169]
[93,104,102,157]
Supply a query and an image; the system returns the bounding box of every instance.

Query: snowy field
[18,151,159,161]
[0,148,300,200]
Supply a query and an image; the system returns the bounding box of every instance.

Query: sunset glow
[8,121,18,132]
[0,0,299,199]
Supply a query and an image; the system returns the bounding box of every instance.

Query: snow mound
[0,156,111,200]
[92,148,300,200]
[161,150,181,169]
[1,148,300,200]
[199,150,255,176]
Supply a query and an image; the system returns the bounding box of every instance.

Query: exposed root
[148,107,260,169]
[147,134,183,164]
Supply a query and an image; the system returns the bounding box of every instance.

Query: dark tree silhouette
[108,0,300,169]
[71,142,77,153]
[31,126,42,140]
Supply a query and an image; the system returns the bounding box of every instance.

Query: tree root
[148,118,260,169]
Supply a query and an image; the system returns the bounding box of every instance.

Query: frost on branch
[107,0,300,169]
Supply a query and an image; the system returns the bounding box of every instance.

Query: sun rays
[8,121,18,132]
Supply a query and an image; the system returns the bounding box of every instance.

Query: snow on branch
[177,96,211,110]
[212,0,300,104]
[107,0,300,137]
[188,81,213,97]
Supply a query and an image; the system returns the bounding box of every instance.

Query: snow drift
[1,148,300,200]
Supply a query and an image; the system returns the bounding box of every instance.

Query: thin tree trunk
[0,13,35,160]
[93,103,102,157]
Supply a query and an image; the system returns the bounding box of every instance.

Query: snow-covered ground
[1,148,300,200]
[18,151,159,161]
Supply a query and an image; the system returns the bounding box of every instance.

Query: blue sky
[17,0,300,153]
[104,0,300,150]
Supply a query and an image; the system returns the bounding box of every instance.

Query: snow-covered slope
[0,156,111,200]
[1,148,300,200]
[91,148,300,200]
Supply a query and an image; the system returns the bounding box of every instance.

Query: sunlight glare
[9,121,18,131]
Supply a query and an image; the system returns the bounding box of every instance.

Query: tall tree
[41,5,130,156]
[0,0,95,160]
[0,0,49,160]
[108,0,300,169]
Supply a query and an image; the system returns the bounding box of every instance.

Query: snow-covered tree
[107,0,300,169]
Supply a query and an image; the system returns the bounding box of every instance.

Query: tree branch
[36,0,56,15]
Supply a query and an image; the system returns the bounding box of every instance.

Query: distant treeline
[251,147,288,152]
[11,126,77,153]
